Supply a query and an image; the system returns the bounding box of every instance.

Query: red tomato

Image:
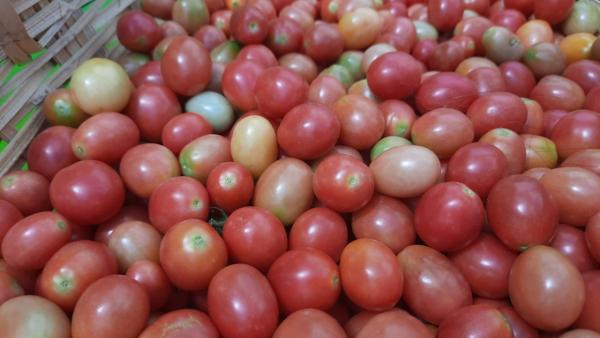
[340,239,403,311]
[107,220,161,272]
[230,5,269,44]
[161,36,212,96]
[333,94,385,150]
[208,264,279,338]
[356,309,434,338]
[411,108,475,159]
[37,240,118,311]
[139,309,219,338]
[222,59,265,111]
[131,60,165,87]
[467,92,528,138]
[223,207,287,272]
[1,211,71,271]
[550,224,599,273]
[551,110,600,160]
[26,126,78,179]
[50,160,124,225]
[0,200,22,245]
[117,10,164,53]
[415,72,478,114]
[308,75,346,108]
[125,84,181,142]
[238,44,278,67]
[0,170,51,216]
[267,18,303,56]
[179,134,232,183]
[194,25,227,51]
[159,219,227,290]
[575,270,600,332]
[303,21,345,63]
[437,304,514,338]
[367,52,422,100]
[126,260,173,311]
[289,207,348,262]
[95,205,149,244]
[268,248,341,314]
[254,66,309,119]
[161,113,213,155]
[428,0,464,31]
[273,309,347,338]
[72,275,150,338]
[206,162,254,213]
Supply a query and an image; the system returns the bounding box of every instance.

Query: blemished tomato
[450,234,517,299]
[71,112,140,163]
[50,160,124,225]
[206,162,254,213]
[0,170,51,216]
[159,219,227,290]
[117,10,164,53]
[223,206,287,272]
[120,143,180,198]
[42,88,88,128]
[37,240,119,311]
[398,245,472,325]
[415,182,485,252]
[126,260,173,311]
[0,295,70,338]
[139,309,219,338]
[351,194,415,254]
[313,155,374,213]
[125,84,181,142]
[72,275,150,338]
[289,207,348,262]
[273,309,347,338]
[1,211,71,271]
[380,99,417,138]
[268,248,341,314]
[509,246,585,332]
[340,238,403,311]
[161,36,211,96]
[208,264,279,338]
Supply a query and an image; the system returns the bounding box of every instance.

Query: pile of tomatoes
[2,0,600,337]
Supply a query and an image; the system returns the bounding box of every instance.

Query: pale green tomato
[185,92,234,133]
[414,21,439,41]
[370,136,412,161]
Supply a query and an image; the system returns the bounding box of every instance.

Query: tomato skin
[367,51,422,100]
[0,200,22,245]
[208,264,279,338]
[71,112,140,163]
[194,25,227,51]
[222,59,264,111]
[43,88,88,128]
[0,171,51,216]
[179,134,232,183]
[428,0,464,32]
[356,309,434,338]
[126,260,173,311]
[550,224,598,273]
[117,10,164,53]
[161,36,212,96]
[27,126,78,180]
[437,304,514,338]
[509,246,585,332]
[574,270,600,332]
[273,309,347,338]
[50,160,124,225]
[159,219,227,290]
[398,245,472,325]
[230,5,269,45]
[0,271,24,305]
[303,22,345,64]
[415,72,478,114]
[37,240,118,312]
[206,162,254,213]
[0,295,70,338]
[161,113,213,156]
[333,94,385,150]
[313,155,374,213]
[132,60,165,87]
[95,205,149,245]
[125,84,181,143]
[72,275,150,338]
[340,238,403,311]
[120,144,180,198]
[415,182,484,252]
[1,211,71,271]
[551,110,600,160]
[254,66,309,119]
[223,206,287,272]
[139,309,219,338]
[290,207,348,262]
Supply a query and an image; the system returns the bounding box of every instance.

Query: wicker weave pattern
[0,0,133,175]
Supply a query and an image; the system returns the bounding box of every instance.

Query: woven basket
[0,0,135,176]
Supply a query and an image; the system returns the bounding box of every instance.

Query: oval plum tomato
[125,84,181,142]
[120,143,180,198]
[398,245,472,325]
[303,21,345,64]
[237,44,278,68]
[280,52,320,82]
[71,275,150,338]
[221,59,264,111]
[273,309,346,338]
[179,134,232,183]
[437,304,514,338]
[313,154,374,213]
[351,194,415,254]
[0,200,22,244]
[161,36,211,96]
[159,219,227,290]
[71,112,140,163]
[1,211,71,271]
[268,248,341,314]
[149,176,210,234]
[356,310,434,338]
[0,170,51,216]
[126,260,173,311]
[446,142,509,198]
[367,51,422,100]
[139,309,219,338]
[230,115,277,178]
[333,94,385,150]
[0,295,70,338]
[428,0,464,32]
[575,270,600,332]
[230,5,269,45]
[254,66,309,119]
[487,175,559,251]
[467,92,528,138]
[411,108,474,159]
[450,234,517,299]
[509,246,585,332]
[223,206,287,272]
[267,18,303,56]
[415,72,478,114]
[37,240,118,311]
[254,158,314,225]
[206,162,254,213]
[340,239,403,311]
[161,113,213,155]
[207,264,279,338]
[26,126,78,180]
[415,182,485,252]
[530,75,585,112]
[50,160,124,225]
[338,8,383,50]
[289,208,348,262]
[479,128,527,175]
[308,75,346,108]
[499,61,536,98]
[107,220,162,272]
[277,102,341,160]
[117,10,164,53]
[551,110,600,160]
